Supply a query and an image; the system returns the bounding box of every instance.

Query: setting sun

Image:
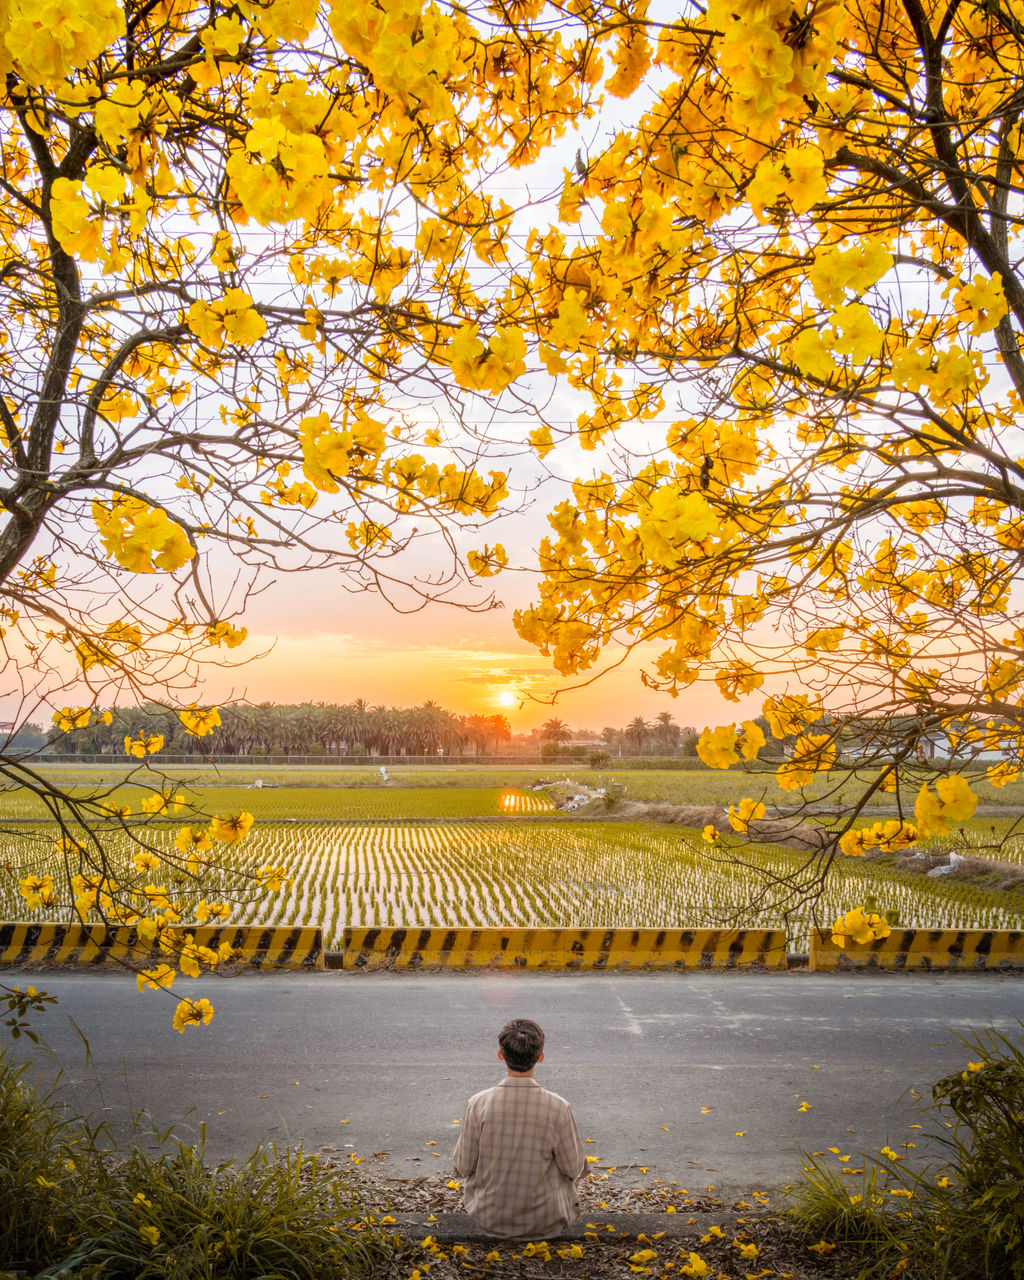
[498,691,516,707]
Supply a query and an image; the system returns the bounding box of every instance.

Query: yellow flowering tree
[7,0,1024,950]
[0,0,598,1021]
[492,0,1024,886]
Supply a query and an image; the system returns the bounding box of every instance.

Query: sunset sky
[205,557,748,735]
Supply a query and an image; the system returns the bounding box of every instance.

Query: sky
[204,554,745,735]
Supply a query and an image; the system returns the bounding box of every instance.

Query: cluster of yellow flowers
[831,906,893,949]
[186,291,268,349]
[92,496,194,575]
[914,775,978,838]
[838,820,918,857]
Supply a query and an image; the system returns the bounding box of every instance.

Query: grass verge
[786,1023,1024,1279]
[0,1047,397,1279]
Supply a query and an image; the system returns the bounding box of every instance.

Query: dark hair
[499,1019,545,1072]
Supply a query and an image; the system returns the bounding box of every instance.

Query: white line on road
[615,994,645,1036]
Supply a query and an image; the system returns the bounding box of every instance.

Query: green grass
[15,760,1024,812]
[5,819,1022,952]
[0,784,554,821]
[0,1047,397,1279]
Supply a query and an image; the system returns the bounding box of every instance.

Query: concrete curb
[0,922,325,970]
[339,926,789,970]
[809,928,1024,971]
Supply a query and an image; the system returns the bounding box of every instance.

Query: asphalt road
[8,969,1024,1192]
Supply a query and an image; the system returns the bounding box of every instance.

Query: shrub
[0,1050,91,1270]
[0,1050,396,1279]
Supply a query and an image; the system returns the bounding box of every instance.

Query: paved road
[8,969,1024,1192]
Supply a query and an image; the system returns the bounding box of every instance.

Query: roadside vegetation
[787,1026,1024,1280]
[0,1049,396,1279]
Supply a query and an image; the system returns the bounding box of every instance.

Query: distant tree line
[45,700,512,759]
[539,713,705,759]
[44,701,783,762]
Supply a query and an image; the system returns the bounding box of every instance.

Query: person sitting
[452,1018,586,1238]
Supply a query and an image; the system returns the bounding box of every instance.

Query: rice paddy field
[15,761,1024,810]
[3,765,1024,951]
[0,785,555,822]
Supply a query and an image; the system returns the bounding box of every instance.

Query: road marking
[615,994,644,1037]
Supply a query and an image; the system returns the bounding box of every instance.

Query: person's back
[453,1019,585,1239]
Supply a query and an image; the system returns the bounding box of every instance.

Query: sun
[498,691,516,707]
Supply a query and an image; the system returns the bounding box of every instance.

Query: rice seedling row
[5,820,1022,953]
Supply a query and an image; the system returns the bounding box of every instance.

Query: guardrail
[338,926,789,970]
[0,923,324,970]
[12,922,1019,973]
[808,928,1024,971]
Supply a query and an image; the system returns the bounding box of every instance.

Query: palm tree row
[46,700,512,759]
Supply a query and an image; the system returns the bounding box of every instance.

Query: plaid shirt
[452,1076,586,1239]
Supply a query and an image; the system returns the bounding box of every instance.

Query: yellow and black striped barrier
[809,928,1024,971]
[340,926,788,970]
[0,922,324,970]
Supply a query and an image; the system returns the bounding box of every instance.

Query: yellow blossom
[211,811,254,843]
[172,996,215,1032]
[727,797,766,833]
[136,964,176,993]
[696,724,739,769]
[179,706,221,736]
